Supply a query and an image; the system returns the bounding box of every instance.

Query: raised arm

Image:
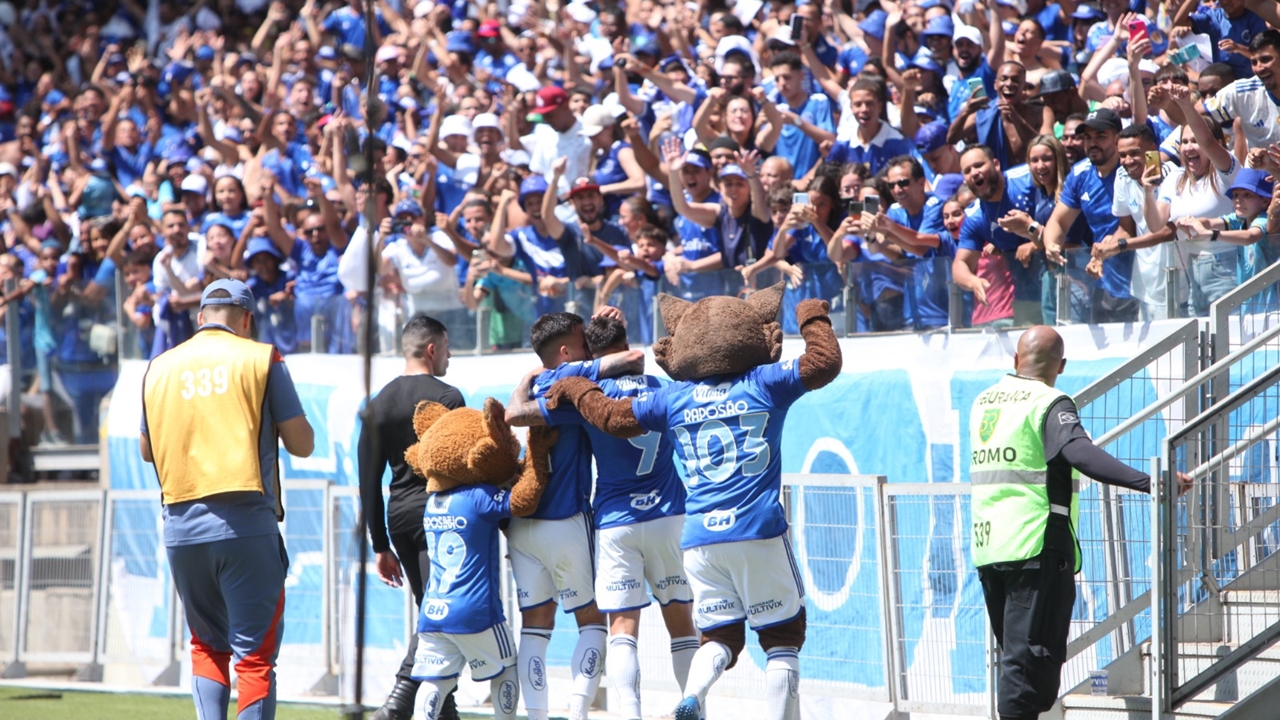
[511,423,557,517]
[1170,84,1233,173]
[795,297,842,391]
[663,137,719,228]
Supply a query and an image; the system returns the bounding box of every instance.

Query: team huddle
[398,285,841,720]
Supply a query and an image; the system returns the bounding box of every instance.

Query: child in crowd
[245,236,298,354]
[585,223,670,345]
[1173,169,1278,283]
[120,246,158,358]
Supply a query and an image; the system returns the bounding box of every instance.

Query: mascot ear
[412,401,451,437]
[468,398,515,471]
[748,282,785,325]
[658,293,694,335]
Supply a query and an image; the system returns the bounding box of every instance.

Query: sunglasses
[302,227,324,236]
[887,178,913,189]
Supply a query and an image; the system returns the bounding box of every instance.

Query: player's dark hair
[585,316,628,356]
[1199,62,1235,83]
[1250,29,1280,54]
[1152,63,1189,86]
[402,314,448,361]
[531,312,585,362]
[635,224,670,247]
[769,51,803,72]
[1118,122,1156,144]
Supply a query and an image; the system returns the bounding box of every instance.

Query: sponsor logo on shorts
[580,647,601,678]
[654,575,687,590]
[699,598,737,615]
[692,382,732,403]
[529,657,546,690]
[683,400,749,424]
[748,599,784,616]
[468,657,488,670]
[415,654,447,666]
[517,589,530,600]
[558,588,579,601]
[498,679,517,713]
[703,509,736,531]
[424,691,441,720]
[423,515,469,531]
[423,600,450,621]
[605,578,642,592]
[630,491,661,510]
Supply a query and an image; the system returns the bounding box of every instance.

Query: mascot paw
[526,426,559,455]
[795,299,831,328]
[544,376,601,410]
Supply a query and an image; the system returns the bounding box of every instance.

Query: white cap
[413,0,434,19]
[579,105,616,137]
[715,35,761,76]
[439,115,473,140]
[1097,57,1129,89]
[473,112,502,132]
[601,93,628,118]
[731,0,764,25]
[771,27,797,46]
[566,1,597,24]
[506,65,543,93]
[1137,59,1159,75]
[0,162,17,177]
[953,24,983,46]
[181,174,208,194]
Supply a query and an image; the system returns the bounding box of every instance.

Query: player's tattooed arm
[595,349,645,379]
[511,425,557,516]
[544,377,646,438]
[505,367,547,427]
[796,298,842,391]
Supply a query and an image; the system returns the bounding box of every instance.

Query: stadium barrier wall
[0,320,1191,715]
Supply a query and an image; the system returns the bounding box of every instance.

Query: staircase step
[1061,694,1233,719]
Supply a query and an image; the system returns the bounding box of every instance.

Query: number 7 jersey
[631,359,808,549]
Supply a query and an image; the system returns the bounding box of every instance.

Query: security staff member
[141,279,314,720]
[969,326,1182,720]
[360,315,464,720]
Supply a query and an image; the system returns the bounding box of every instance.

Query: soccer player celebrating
[504,308,645,720]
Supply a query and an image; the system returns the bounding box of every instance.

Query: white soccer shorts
[410,621,518,681]
[595,514,693,613]
[507,513,597,612]
[684,535,806,630]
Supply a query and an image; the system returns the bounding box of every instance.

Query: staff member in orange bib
[141,279,315,720]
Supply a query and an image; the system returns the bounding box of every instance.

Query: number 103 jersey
[632,359,807,550]
[417,485,513,635]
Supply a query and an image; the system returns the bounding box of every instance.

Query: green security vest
[969,374,1080,570]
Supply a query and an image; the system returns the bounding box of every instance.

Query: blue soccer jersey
[958,164,1038,253]
[551,374,687,530]
[417,485,513,635]
[632,360,807,549]
[532,359,602,520]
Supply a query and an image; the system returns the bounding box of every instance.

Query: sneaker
[38,430,68,447]
[674,696,703,720]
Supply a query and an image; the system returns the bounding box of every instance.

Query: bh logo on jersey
[693,382,732,403]
[630,491,660,511]
[580,647,602,678]
[423,600,450,621]
[703,509,737,531]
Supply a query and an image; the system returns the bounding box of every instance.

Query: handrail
[1073,319,1199,408]
[1090,320,1280,449]
[1210,253,1280,354]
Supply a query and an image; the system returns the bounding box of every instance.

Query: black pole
[348,0,380,717]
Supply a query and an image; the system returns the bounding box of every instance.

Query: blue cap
[719,163,748,180]
[245,236,283,261]
[446,31,476,55]
[222,126,243,143]
[659,54,687,72]
[165,144,194,163]
[394,198,423,217]
[922,15,954,38]
[913,104,939,121]
[632,34,660,57]
[1001,20,1018,36]
[201,278,254,312]
[909,48,944,75]
[107,53,125,65]
[317,46,337,60]
[127,185,148,199]
[195,45,215,62]
[186,157,207,173]
[519,174,549,203]
[1229,168,1274,199]
[1072,5,1105,21]
[859,10,888,40]
[683,151,712,170]
[914,120,950,154]
[88,158,109,174]
[44,89,65,105]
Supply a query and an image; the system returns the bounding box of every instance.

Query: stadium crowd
[2,0,1280,445]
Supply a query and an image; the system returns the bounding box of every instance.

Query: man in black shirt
[361,315,464,720]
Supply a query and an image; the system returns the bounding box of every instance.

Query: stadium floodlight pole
[347,0,380,717]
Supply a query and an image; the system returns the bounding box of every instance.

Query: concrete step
[1059,694,1233,720]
